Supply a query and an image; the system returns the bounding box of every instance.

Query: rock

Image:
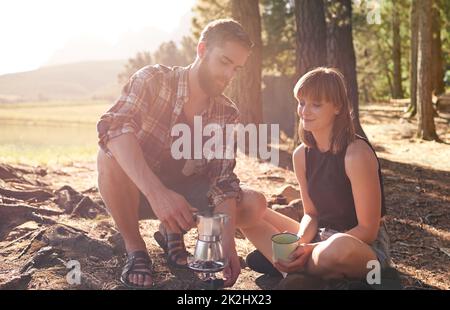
[108,232,126,254]
[267,195,288,207]
[54,186,106,218]
[0,271,33,290]
[54,186,84,213]
[20,246,59,273]
[288,198,303,214]
[273,185,300,204]
[271,204,301,222]
[71,196,104,219]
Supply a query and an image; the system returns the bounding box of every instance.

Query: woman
[243,67,391,281]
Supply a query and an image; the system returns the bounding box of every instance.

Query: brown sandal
[154,224,190,268]
[120,250,154,289]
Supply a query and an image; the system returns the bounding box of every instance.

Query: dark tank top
[305,135,386,231]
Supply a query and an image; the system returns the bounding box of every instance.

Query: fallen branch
[28,212,58,225]
[439,247,450,258]
[2,230,38,249]
[81,187,98,194]
[17,228,47,259]
[0,196,25,204]
[0,203,63,216]
[395,241,437,251]
[424,213,445,223]
[0,164,24,181]
[0,187,53,202]
[58,223,89,234]
[257,176,286,182]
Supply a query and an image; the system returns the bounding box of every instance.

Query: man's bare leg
[97,149,152,287]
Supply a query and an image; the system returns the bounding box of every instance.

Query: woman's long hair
[293,67,355,154]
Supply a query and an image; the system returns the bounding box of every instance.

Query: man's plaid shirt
[97,64,241,207]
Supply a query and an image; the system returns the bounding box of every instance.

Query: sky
[0,0,196,75]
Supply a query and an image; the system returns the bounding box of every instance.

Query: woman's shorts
[310,221,392,269]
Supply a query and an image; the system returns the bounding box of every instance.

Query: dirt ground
[0,101,449,290]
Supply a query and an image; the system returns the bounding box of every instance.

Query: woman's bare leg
[241,208,300,263]
[306,233,378,279]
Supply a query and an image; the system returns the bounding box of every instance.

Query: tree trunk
[417,0,438,140]
[408,0,418,117]
[229,0,263,125]
[294,0,327,78]
[431,1,445,96]
[325,0,366,138]
[392,0,404,99]
[293,0,327,144]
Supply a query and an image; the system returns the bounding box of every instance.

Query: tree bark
[408,0,418,117]
[392,0,404,99]
[325,0,366,138]
[293,0,327,144]
[229,0,263,125]
[417,0,438,140]
[431,1,445,96]
[294,0,327,78]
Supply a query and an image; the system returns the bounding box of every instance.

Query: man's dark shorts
[138,174,211,220]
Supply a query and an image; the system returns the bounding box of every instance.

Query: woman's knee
[311,234,358,271]
[236,190,267,227]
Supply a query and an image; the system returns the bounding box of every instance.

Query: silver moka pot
[188,211,229,287]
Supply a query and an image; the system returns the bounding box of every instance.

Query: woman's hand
[274,243,317,273]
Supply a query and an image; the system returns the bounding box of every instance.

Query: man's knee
[97,149,126,181]
[97,149,138,195]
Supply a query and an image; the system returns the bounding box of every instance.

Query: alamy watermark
[171,116,280,166]
[66,259,81,285]
[366,259,381,284]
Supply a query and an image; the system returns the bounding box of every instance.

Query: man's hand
[274,243,316,274]
[148,188,195,233]
[222,244,241,288]
[214,197,241,287]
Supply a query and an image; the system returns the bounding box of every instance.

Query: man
[97,19,267,289]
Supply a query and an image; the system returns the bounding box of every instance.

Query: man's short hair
[199,19,253,50]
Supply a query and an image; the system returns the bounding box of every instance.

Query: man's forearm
[106,133,166,202]
[214,198,237,249]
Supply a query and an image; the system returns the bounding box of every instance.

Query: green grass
[0,100,109,165]
[0,145,97,166]
[0,100,111,125]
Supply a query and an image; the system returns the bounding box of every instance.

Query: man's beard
[198,55,229,97]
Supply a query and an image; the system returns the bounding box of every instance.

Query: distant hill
[0,60,127,102]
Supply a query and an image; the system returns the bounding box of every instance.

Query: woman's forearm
[345,225,378,244]
[298,214,319,243]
